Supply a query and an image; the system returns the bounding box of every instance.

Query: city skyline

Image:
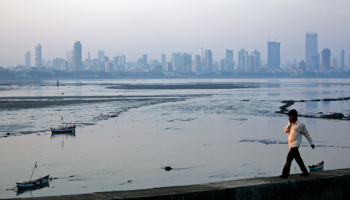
[1,0,350,67]
[12,38,349,73]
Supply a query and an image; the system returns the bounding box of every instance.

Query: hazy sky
[1,0,349,67]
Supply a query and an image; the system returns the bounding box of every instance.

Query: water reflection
[305,101,317,109]
[50,132,76,139]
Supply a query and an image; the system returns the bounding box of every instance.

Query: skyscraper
[194,55,201,73]
[348,40,350,69]
[142,54,148,70]
[98,50,104,61]
[120,55,126,70]
[226,49,234,71]
[321,48,331,71]
[341,49,345,70]
[267,41,280,69]
[35,43,42,67]
[205,49,213,72]
[73,41,82,70]
[161,53,166,72]
[98,50,104,70]
[249,49,261,73]
[238,49,249,72]
[305,32,319,70]
[66,51,74,69]
[25,51,30,67]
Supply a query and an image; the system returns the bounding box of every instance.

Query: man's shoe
[279,175,288,179]
[300,173,309,177]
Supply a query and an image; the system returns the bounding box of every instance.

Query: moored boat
[16,181,49,196]
[309,161,324,172]
[16,175,50,189]
[51,125,76,133]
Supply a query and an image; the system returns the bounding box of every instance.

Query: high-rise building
[25,51,30,67]
[46,60,51,68]
[35,43,42,67]
[299,60,307,73]
[98,50,104,70]
[226,49,234,71]
[268,41,280,69]
[220,58,226,71]
[161,53,166,71]
[183,53,192,72]
[238,49,249,72]
[73,41,82,70]
[41,59,45,67]
[321,48,331,71]
[113,56,120,70]
[341,49,345,70]
[250,49,261,73]
[120,55,126,69]
[66,51,74,69]
[98,50,104,61]
[348,40,350,69]
[305,32,319,71]
[142,54,148,70]
[205,49,213,72]
[52,58,63,70]
[194,55,201,73]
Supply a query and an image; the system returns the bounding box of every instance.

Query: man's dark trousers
[282,147,308,176]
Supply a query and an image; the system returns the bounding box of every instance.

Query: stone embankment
[12,168,350,200]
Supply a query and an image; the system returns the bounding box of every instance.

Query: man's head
[288,109,298,123]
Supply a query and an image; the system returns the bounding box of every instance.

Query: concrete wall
[12,168,350,200]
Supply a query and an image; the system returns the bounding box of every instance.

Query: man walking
[280,109,315,179]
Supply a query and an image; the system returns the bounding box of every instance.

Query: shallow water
[0,78,350,199]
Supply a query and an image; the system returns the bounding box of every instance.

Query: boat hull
[16,175,50,189]
[309,166,324,171]
[309,161,324,172]
[51,127,76,133]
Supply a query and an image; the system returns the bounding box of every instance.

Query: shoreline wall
[13,168,350,200]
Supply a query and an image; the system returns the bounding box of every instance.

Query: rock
[321,113,344,119]
[165,166,173,171]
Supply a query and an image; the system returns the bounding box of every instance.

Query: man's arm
[300,124,315,149]
[284,123,292,133]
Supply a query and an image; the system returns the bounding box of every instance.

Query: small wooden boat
[16,175,50,189]
[309,161,324,172]
[51,125,76,133]
[16,181,49,196]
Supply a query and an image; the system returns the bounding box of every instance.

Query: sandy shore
[107,83,259,90]
[0,94,210,111]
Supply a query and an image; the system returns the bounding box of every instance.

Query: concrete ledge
[13,168,350,200]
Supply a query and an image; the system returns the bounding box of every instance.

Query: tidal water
[0,78,349,199]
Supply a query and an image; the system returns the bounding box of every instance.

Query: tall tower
[142,54,147,70]
[120,55,126,70]
[348,38,350,69]
[66,51,74,69]
[341,49,345,70]
[321,48,331,71]
[25,51,31,67]
[305,32,319,70]
[161,53,166,71]
[268,41,280,69]
[205,49,213,72]
[73,41,82,70]
[194,55,201,73]
[35,43,42,67]
[226,49,234,71]
[251,49,261,73]
[238,49,249,72]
